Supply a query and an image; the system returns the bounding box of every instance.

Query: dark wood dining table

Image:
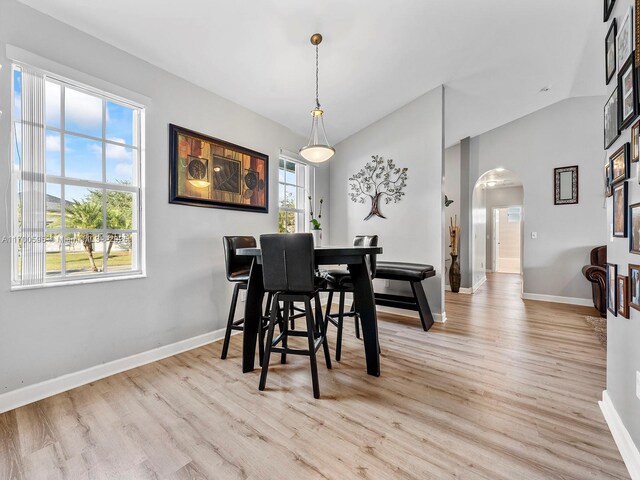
[237,245,383,377]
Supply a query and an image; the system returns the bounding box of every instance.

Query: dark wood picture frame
[605,0,617,22]
[628,264,640,310]
[605,163,613,197]
[610,143,630,185]
[553,166,578,205]
[618,7,634,68]
[636,0,640,66]
[613,181,628,238]
[617,275,630,318]
[607,263,618,316]
[619,56,638,129]
[168,124,269,213]
[629,202,640,253]
[607,19,618,84]
[605,88,621,149]
[632,120,640,162]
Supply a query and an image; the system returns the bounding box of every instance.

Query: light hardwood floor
[0,273,629,479]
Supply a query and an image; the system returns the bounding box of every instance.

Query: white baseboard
[0,327,230,414]
[521,292,592,307]
[444,276,486,295]
[599,390,640,479]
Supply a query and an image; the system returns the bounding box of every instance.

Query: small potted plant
[309,196,323,246]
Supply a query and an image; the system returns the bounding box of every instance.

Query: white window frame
[10,61,146,289]
[278,152,315,233]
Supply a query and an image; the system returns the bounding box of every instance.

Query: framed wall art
[553,166,578,205]
[617,275,630,318]
[605,88,620,149]
[632,120,640,162]
[629,202,640,253]
[613,181,628,238]
[607,263,618,316]
[610,143,630,184]
[618,7,633,68]
[169,124,268,213]
[618,56,637,129]
[605,163,613,197]
[629,264,640,310]
[607,19,617,84]
[605,0,617,22]
[637,0,640,65]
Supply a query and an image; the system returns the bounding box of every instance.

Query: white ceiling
[477,169,522,190]
[18,0,605,147]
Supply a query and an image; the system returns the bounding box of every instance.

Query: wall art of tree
[348,155,408,220]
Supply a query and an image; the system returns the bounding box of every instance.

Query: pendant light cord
[315,44,320,109]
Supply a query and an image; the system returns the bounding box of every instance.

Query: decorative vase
[311,229,322,246]
[449,254,461,293]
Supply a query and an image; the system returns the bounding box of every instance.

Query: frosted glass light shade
[299,107,335,163]
[300,145,335,163]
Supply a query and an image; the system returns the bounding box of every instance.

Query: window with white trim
[278,156,312,233]
[11,64,144,287]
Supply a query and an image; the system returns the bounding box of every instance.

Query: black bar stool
[221,236,271,362]
[322,235,378,361]
[259,233,332,399]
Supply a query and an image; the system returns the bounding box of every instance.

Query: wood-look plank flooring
[0,273,629,479]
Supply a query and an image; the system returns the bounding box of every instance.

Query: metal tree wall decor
[348,155,408,220]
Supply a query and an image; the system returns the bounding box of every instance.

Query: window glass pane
[13,123,22,171]
[65,232,104,275]
[284,211,295,233]
[65,186,103,229]
[106,190,133,229]
[65,87,103,138]
[106,101,135,146]
[46,183,62,228]
[106,144,134,184]
[285,185,296,209]
[45,233,62,277]
[64,134,102,181]
[45,130,61,176]
[285,161,296,184]
[13,68,21,122]
[45,81,61,128]
[105,232,132,272]
[278,159,285,183]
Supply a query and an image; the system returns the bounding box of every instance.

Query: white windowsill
[10,272,146,291]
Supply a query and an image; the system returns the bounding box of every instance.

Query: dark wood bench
[374,262,435,331]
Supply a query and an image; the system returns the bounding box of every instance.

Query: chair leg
[281,301,290,365]
[304,298,321,399]
[352,302,361,339]
[258,317,265,367]
[221,283,241,359]
[259,294,279,392]
[315,295,331,369]
[336,292,345,361]
[290,302,296,330]
[325,291,334,319]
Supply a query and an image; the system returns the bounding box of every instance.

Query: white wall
[471,185,486,288]
[0,0,324,395]
[604,0,640,454]
[328,87,445,318]
[485,186,524,271]
[467,96,606,300]
[443,143,461,285]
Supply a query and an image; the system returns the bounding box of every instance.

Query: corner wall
[328,86,445,318]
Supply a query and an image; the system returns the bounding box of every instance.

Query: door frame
[492,204,523,274]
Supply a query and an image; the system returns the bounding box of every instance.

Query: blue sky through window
[65,134,102,181]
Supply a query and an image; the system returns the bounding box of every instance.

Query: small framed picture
[613,182,628,238]
[628,264,640,310]
[605,163,613,197]
[617,275,630,318]
[632,120,640,162]
[610,143,630,184]
[617,7,634,68]
[607,19,618,84]
[629,202,640,253]
[605,0,617,22]
[605,88,620,149]
[553,166,578,205]
[619,57,637,129]
[607,263,618,316]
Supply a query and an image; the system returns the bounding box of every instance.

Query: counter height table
[237,245,383,377]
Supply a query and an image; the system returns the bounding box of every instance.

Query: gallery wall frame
[613,181,628,238]
[607,263,618,316]
[605,87,620,149]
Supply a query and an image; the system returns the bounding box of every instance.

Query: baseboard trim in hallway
[0,327,230,414]
[600,390,640,479]
[522,292,593,307]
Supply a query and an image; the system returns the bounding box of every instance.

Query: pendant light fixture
[299,33,335,163]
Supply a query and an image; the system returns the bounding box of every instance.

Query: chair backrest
[590,246,606,267]
[260,233,316,293]
[354,235,378,279]
[222,236,256,281]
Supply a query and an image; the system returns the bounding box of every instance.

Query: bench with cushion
[374,261,435,331]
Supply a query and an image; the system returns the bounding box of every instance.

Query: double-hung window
[278,156,312,233]
[11,64,145,288]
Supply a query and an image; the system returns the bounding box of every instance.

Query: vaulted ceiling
[19,0,605,147]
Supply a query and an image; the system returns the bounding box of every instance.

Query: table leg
[242,259,264,373]
[348,262,380,377]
